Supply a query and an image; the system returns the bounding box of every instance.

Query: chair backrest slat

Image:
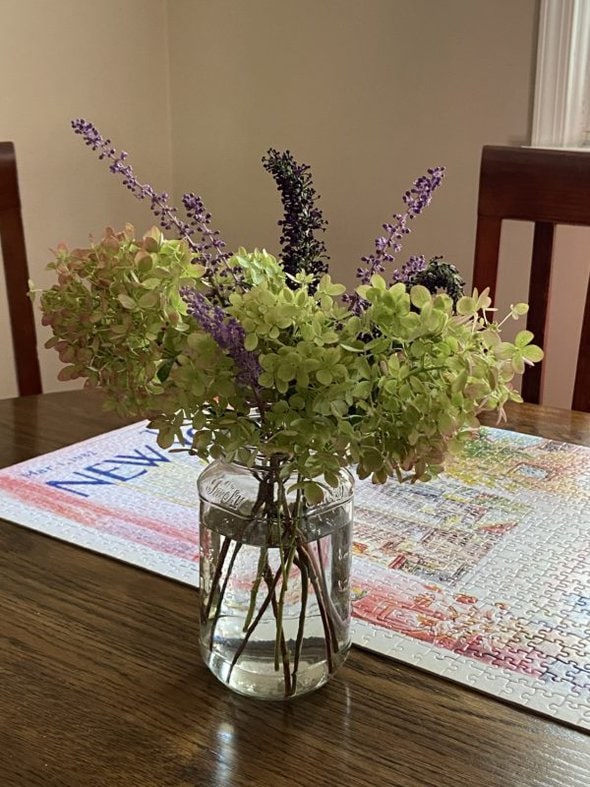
[473,145,590,412]
[573,287,590,412]
[0,142,42,396]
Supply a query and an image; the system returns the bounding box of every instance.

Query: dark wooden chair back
[0,142,42,396]
[473,145,590,412]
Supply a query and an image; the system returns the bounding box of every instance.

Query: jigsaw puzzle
[0,423,588,729]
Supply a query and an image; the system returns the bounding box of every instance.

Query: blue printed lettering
[111,446,171,467]
[46,473,116,498]
[45,444,172,497]
[85,461,147,482]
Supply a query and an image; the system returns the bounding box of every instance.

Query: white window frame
[532,0,590,149]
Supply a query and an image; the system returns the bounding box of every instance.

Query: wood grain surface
[0,391,589,787]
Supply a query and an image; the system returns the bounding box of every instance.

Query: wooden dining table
[0,389,589,787]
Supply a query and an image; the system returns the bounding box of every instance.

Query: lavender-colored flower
[182,192,235,281]
[346,167,445,313]
[181,288,260,388]
[71,119,230,276]
[402,168,445,217]
[392,255,427,284]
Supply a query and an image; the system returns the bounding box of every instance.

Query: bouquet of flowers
[33,120,542,698]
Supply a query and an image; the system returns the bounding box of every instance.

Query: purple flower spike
[402,167,445,218]
[72,119,193,242]
[345,166,445,313]
[71,119,231,275]
[392,255,427,284]
[182,193,233,275]
[181,288,260,388]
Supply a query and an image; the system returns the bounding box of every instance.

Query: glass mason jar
[197,455,354,700]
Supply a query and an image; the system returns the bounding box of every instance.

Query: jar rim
[217,453,355,486]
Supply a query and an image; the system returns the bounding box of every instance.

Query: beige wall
[0,0,172,397]
[4,0,553,403]
[167,0,538,291]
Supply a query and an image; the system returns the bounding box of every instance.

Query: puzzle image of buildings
[351,430,590,728]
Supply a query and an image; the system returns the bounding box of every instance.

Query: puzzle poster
[0,423,588,728]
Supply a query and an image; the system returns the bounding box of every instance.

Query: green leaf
[289,393,305,410]
[141,277,162,290]
[410,285,431,309]
[244,333,258,351]
[494,341,516,360]
[451,369,468,392]
[277,363,294,383]
[324,471,340,488]
[522,345,544,363]
[157,359,174,382]
[475,288,492,311]
[515,330,534,348]
[456,295,476,316]
[437,411,455,434]
[296,369,310,387]
[259,372,274,388]
[138,291,159,308]
[304,481,324,505]
[329,400,348,417]
[370,274,387,290]
[57,364,78,381]
[362,448,383,472]
[326,282,346,296]
[118,294,136,310]
[157,430,175,449]
[512,354,525,374]
[276,378,289,394]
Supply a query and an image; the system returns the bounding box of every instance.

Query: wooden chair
[0,142,42,395]
[473,145,590,412]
